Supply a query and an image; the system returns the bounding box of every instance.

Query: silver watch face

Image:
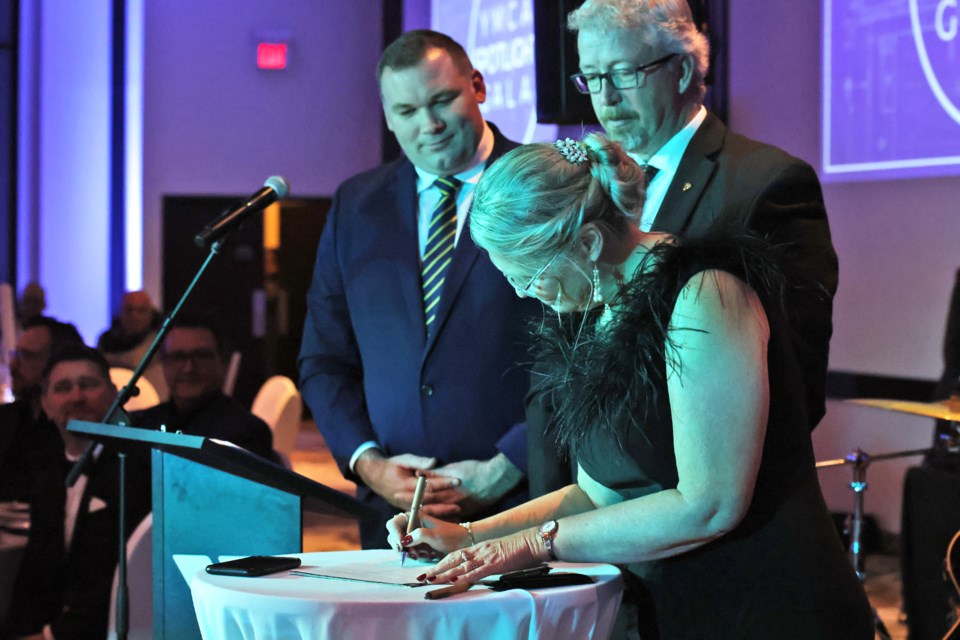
[539,520,558,537]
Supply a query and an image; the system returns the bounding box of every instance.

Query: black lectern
[68,420,374,640]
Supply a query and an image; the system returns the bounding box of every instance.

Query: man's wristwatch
[537,520,559,561]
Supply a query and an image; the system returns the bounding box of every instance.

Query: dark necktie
[643,163,660,189]
[422,177,461,331]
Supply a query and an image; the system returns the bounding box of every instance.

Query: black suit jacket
[0,406,65,638]
[654,112,837,427]
[3,429,151,640]
[49,446,152,640]
[132,392,275,461]
[0,400,54,503]
[527,112,839,497]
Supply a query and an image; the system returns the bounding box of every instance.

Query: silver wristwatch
[537,520,559,561]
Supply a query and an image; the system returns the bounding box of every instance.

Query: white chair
[108,368,160,411]
[251,375,302,464]
[107,513,153,640]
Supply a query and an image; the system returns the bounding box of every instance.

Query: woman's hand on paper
[419,529,546,584]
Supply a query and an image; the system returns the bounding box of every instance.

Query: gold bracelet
[459,521,477,546]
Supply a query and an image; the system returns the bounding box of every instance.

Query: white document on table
[291,557,432,587]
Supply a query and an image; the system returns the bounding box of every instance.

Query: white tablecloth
[188,549,623,640]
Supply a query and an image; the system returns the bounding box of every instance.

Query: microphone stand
[66,240,225,640]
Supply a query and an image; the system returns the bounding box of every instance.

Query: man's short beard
[609,130,647,157]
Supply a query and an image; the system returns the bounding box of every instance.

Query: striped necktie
[422,176,461,331]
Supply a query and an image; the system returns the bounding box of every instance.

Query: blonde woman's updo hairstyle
[470,133,645,269]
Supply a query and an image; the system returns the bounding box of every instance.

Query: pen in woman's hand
[401,475,428,566]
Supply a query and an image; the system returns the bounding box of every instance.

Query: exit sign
[257,43,287,70]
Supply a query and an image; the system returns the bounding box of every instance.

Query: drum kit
[817,396,960,640]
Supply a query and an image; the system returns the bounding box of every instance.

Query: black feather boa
[533,233,791,457]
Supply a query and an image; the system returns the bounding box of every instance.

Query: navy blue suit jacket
[299,124,540,545]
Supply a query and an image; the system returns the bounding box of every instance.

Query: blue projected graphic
[823,0,960,180]
[433,0,557,143]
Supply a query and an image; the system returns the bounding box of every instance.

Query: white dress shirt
[632,106,707,231]
[348,123,496,473]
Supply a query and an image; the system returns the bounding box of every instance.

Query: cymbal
[847,397,960,421]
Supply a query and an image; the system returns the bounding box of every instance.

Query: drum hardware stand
[816,420,960,640]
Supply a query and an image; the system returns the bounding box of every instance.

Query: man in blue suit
[299,30,540,548]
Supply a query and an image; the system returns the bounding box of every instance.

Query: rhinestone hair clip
[554,137,588,165]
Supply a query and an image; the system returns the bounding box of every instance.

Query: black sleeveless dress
[537,237,873,639]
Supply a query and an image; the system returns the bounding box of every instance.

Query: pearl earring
[592,264,603,304]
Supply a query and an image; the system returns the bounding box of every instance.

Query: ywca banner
[823,0,960,181]
[433,0,557,144]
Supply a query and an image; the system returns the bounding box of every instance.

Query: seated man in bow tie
[6,345,150,640]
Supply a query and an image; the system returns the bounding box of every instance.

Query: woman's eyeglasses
[506,250,563,295]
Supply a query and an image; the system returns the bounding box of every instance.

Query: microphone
[194,176,290,248]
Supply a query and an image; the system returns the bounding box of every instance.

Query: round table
[188,549,623,640]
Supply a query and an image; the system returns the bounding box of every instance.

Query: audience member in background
[7,317,84,411]
[4,345,151,640]
[97,290,168,400]
[298,29,540,548]
[15,283,47,328]
[1,316,84,503]
[132,317,274,461]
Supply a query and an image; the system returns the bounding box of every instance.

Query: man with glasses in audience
[132,317,275,461]
[526,0,840,502]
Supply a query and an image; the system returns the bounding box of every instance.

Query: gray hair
[470,134,643,270]
[568,0,710,102]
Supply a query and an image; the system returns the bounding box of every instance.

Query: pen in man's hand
[401,475,428,566]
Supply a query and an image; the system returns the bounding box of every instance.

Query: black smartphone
[205,555,302,577]
[491,571,594,591]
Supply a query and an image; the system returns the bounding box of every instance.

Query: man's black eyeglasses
[570,54,678,94]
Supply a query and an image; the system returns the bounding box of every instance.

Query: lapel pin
[682,182,692,192]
